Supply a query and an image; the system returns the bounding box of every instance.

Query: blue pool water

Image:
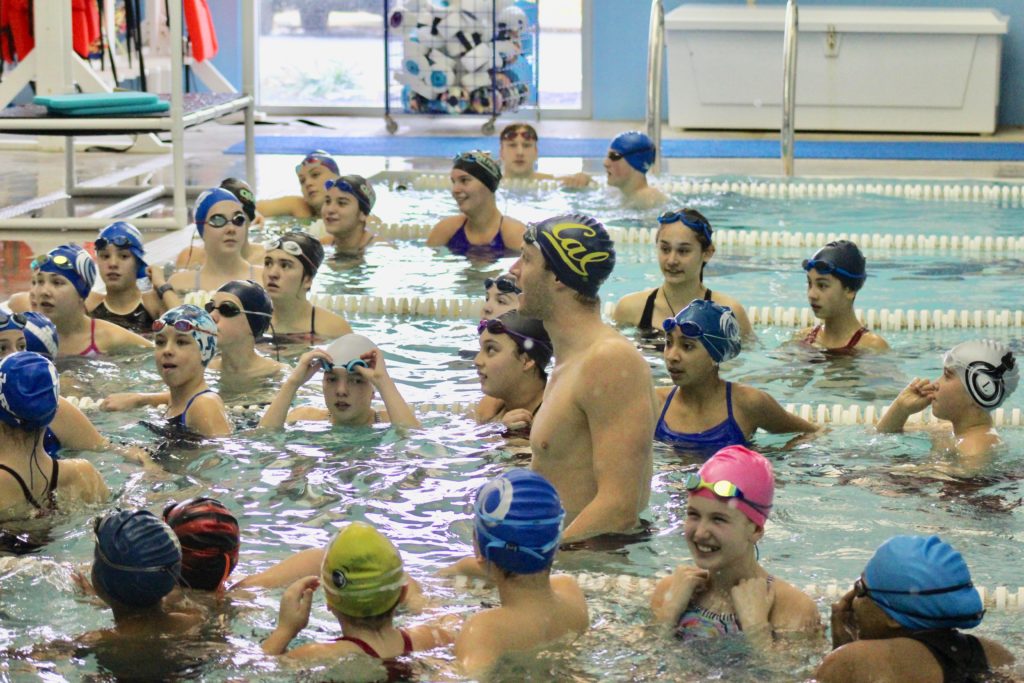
[3,174,1024,681]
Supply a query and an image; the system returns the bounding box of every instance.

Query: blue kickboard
[34,92,159,111]
[50,101,171,117]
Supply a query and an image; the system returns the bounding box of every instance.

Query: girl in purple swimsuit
[426,150,526,257]
[650,445,820,646]
[655,299,816,458]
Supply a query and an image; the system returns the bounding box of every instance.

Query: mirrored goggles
[203,301,270,319]
[319,357,369,374]
[95,235,138,251]
[802,258,866,280]
[683,473,771,513]
[0,311,27,329]
[267,238,304,258]
[152,318,218,336]
[477,318,552,353]
[484,277,521,295]
[31,254,73,271]
[657,210,713,243]
[205,212,248,229]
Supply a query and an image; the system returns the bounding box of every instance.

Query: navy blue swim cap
[803,240,867,291]
[33,244,97,300]
[0,351,58,431]
[662,299,742,363]
[93,510,182,608]
[216,280,274,339]
[480,311,552,372]
[220,177,257,221]
[325,175,376,215]
[863,535,984,631]
[474,469,564,574]
[21,312,59,359]
[524,214,616,299]
[610,131,656,173]
[194,187,243,237]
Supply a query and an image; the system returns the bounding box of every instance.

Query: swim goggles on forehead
[319,357,369,374]
[683,474,772,513]
[95,234,139,251]
[484,277,521,295]
[802,258,866,280]
[152,318,218,336]
[204,212,247,229]
[661,317,729,344]
[657,210,713,244]
[477,318,552,353]
[203,301,271,319]
[0,311,27,329]
[501,128,537,141]
[324,178,358,195]
[853,576,985,622]
[93,516,179,574]
[30,254,73,271]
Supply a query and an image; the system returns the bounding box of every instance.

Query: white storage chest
[665,5,1009,134]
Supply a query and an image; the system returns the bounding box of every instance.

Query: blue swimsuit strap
[177,389,216,426]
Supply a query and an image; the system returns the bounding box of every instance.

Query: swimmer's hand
[501,408,534,431]
[559,172,593,190]
[829,587,859,648]
[71,568,95,596]
[876,378,936,433]
[438,556,488,580]
[101,392,159,411]
[651,565,709,624]
[731,576,776,633]
[352,348,390,388]
[263,575,320,655]
[287,350,334,387]
[147,264,166,288]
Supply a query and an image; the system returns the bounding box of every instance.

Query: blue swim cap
[803,240,867,292]
[93,510,182,608]
[0,351,59,431]
[662,299,741,363]
[295,150,340,177]
[194,187,243,237]
[863,535,984,631]
[216,280,274,339]
[22,312,59,359]
[96,221,146,262]
[0,309,26,333]
[524,214,616,299]
[33,245,97,300]
[610,131,656,173]
[474,469,565,574]
[155,305,218,366]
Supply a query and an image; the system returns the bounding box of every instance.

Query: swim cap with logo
[93,509,182,608]
[610,130,656,173]
[216,280,274,339]
[803,240,867,291]
[320,521,405,618]
[325,175,377,215]
[0,351,59,431]
[524,214,616,298]
[690,445,774,527]
[22,312,59,359]
[155,305,218,366]
[194,187,244,237]
[453,150,502,192]
[944,340,1018,410]
[220,177,257,221]
[163,497,240,591]
[474,469,564,574]
[662,299,741,363]
[33,244,97,300]
[863,535,984,630]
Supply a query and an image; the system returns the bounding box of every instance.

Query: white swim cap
[944,340,1018,410]
[320,334,378,370]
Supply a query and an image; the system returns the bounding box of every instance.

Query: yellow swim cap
[320,522,405,618]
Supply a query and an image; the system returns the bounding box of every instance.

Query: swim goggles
[93,516,180,574]
[266,237,316,272]
[95,234,139,251]
[606,150,624,162]
[484,276,521,295]
[853,576,985,622]
[657,210,713,244]
[477,318,552,354]
[0,311,27,329]
[323,178,373,214]
[500,128,537,142]
[204,212,248,229]
[661,317,729,345]
[30,254,73,271]
[319,357,369,374]
[203,301,271,319]
[802,258,866,280]
[683,474,772,513]
[152,318,219,336]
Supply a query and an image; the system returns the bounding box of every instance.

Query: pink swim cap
[691,445,774,527]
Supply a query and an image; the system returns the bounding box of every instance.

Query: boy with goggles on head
[798,240,888,353]
[259,333,419,430]
[876,339,1018,469]
[86,221,161,335]
[560,131,668,209]
[498,123,554,182]
[651,445,820,647]
[256,150,340,219]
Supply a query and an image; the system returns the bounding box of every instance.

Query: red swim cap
[163,497,240,591]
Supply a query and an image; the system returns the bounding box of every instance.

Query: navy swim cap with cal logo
[524,214,616,298]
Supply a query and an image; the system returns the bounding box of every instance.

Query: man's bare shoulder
[580,328,648,368]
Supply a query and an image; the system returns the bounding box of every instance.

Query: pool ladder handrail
[645,0,664,175]
[782,0,799,176]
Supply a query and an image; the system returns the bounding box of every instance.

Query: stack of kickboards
[34,92,170,117]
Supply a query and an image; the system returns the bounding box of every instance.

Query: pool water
[3,174,1024,681]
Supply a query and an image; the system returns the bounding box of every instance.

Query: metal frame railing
[782,0,799,176]
[646,0,665,175]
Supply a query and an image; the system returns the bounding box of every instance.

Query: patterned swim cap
[33,244,97,300]
[662,299,741,363]
[944,339,1018,410]
[154,304,219,366]
[453,150,502,192]
[0,351,59,431]
[474,469,565,574]
[163,497,240,591]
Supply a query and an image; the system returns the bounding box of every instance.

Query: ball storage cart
[384,0,537,134]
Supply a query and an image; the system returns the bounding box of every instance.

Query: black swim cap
[216,280,274,338]
[453,150,502,193]
[267,231,325,281]
[803,240,867,291]
[492,311,552,372]
[220,178,257,221]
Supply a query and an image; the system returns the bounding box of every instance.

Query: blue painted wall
[592,0,1024,126]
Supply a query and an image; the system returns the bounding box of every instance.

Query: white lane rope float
[182,290,1024,331]
[404,173,1024,207]
[451,573,1024,611]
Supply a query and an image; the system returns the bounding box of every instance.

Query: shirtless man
[509,213,655,542]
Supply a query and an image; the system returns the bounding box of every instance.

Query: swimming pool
[3,173,1023,681]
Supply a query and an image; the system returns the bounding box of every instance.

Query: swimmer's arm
[562,349,655,542]
[233,547,325,591]
[140,288,163,319]
[741,386,818,435]
[875,379,935,433]
[256,196,312,219]
[51,397,106,450]
[103,322,154,352]
[426,216,462,247]
[611,291,646,327]
[312,307,353,337]
[474,396,505,423]
[858,332,890,352]
[149,265,181,310]
[262,576,319,655]
[558,172,593,189]
[59,459,110,503]
[259,374,305,429]
[499,217,526,250]
[355,349,419,428]
[186,394,232,437]
[816,641,897,683]
[454,610,504,677]
[5,291,31,313]
[101,391,170,411]
[727,300,755,339]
